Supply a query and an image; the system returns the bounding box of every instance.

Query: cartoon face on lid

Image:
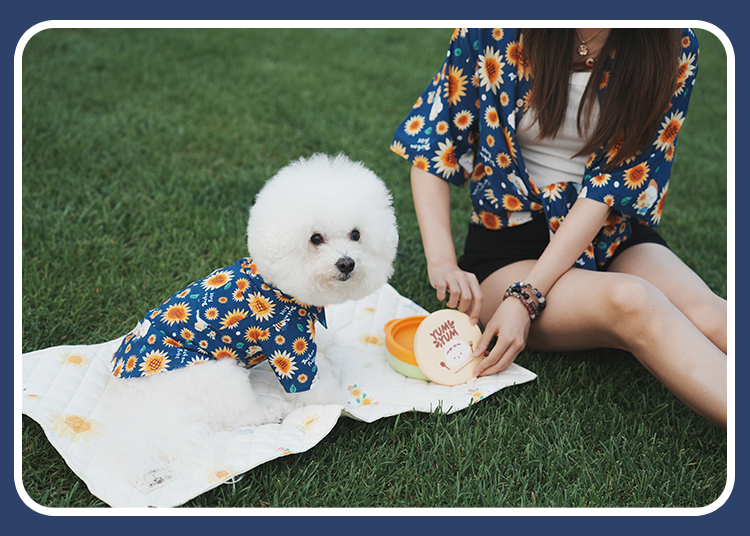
[413,309,483,386]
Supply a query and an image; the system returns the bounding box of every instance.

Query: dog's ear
[247,221,296,269]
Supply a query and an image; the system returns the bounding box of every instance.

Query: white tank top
[515,72,599,190]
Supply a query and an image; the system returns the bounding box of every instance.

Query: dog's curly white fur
[98,154,398,478]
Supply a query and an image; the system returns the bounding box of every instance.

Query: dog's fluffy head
[247,153,399,306]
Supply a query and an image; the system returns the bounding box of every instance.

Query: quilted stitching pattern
[22,284,536,507]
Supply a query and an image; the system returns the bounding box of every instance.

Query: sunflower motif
[201,270,234,291]
[445,65,468,106]
[292,337,309,355]
[505,40,519,66]
[244,325,270,343]
[180,328,195,341]
[161,302,191,326]
[492,28,504,41]
[245,261,259,275]
[602,224,617,237]
[496,153,511,168]
[274,290,294,303]
[390,140,406,157]
[453,110,474,131]
[650,183,669,225]
[484,106,500,129]
[206,468,235,484]
[404,115,426,136]
[247,293,276,321]
[606,237,622,259]
[548,215,562,233]
[358,333,384,346]
[478,46,505,94]
[582,243,595,259]
[622,163,650,190]
[654,111,685,152]
[60,352,89,368]
[306,318,317,339]
[664,144,675,162]
[212,346,238,360]
[431,139,460,178]
[478,210,502,230]
[542,183,567,202]
[502,126,517,163]
[124,356,138,373]
[162,336,183,348]
[471,163,486,181]
[139,350,171,376]
[435,121,449,135]
[270,350,298,379]
[235,278,250,292]
[675,52,697,96]
[188,355,211,366]
[599,70,610,90]
[502,194,523,212]
[413,155,430,171]
[48,413,103,444]
[298,413,321,432]
[590,173,611,188]
[204,307,219,320]
[220,308,249,330]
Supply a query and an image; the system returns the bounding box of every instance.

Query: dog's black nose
[335,256,355,275]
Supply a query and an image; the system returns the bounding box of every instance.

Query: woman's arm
[472,196,611,376]
[411,165,484,325]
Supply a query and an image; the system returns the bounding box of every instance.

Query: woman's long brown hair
[520,28,681,168]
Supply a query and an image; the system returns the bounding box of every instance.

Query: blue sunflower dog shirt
[110,257,327,394]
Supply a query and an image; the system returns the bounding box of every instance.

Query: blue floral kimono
[391,28,699,269]
[110,257,326,394]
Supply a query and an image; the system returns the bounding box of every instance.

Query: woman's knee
[604,275,671,344]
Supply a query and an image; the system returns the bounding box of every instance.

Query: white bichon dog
[99,154,398,480]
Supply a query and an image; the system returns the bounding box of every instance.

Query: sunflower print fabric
[391,28,699,270]
[110,257,327,394]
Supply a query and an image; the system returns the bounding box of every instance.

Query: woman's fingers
[431,267,484,325]
[472,298,530,377]
[475,340,523,377]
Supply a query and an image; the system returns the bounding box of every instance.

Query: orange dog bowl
[384,310,484,385]
[384,316,430,381]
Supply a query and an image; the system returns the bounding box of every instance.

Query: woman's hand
[427,262,484,325]
[472,296,531,377]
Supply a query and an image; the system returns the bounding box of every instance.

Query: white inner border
[14,20,735,517]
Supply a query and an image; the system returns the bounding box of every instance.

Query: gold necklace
[575,28,604,56]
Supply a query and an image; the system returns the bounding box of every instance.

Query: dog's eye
[310,233,325,246]
[350,229,360,242]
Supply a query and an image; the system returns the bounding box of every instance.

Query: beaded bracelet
[503,281,546,321]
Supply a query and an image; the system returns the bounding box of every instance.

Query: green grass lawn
[20,27,728,508]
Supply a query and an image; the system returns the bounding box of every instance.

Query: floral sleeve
[390,28,485,188]
[579,28,700,227]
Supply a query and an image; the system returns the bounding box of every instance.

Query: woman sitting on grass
[391,28,727,429]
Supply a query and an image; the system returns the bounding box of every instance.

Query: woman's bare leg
[607,243,727,353]
[479,253,727,429]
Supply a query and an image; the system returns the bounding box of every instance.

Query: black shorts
[458,215,670,284]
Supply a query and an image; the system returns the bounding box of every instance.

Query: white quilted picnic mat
[21,284,536,508]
